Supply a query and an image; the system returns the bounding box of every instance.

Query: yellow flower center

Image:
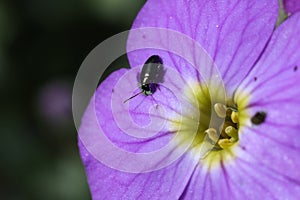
[171,81,250,170]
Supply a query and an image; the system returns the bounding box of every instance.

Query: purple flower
[78,0,300,199]
[283,0,300,16]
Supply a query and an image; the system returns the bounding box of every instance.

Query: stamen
[201,99,240,154]
[231,111,239,123]
[226,99,238,112]
[218,138,234,148]
[225,126,238,142]
[205,128,219,143]
[219,121,232,138]
[214,103,227,118]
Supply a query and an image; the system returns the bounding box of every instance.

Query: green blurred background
[0,0,145,199]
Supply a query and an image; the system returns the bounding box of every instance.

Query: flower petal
[236,12,300,136]
[79,140,199,199]
[95,69,174,153]
[283,0,300,15]
[234,12,300,197]
[182,11,300,200]
[78,67,203,198]
[180,147,300,200]
[227,133,300,199]
[91,67,198,152]
[178,165,215,200]
[127,0,278,95]
[181,163,254,200]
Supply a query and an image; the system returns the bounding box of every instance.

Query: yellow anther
[231,111,239,123]
[205,128,219,143]
[218,138,234,149]
[214,103,227,118]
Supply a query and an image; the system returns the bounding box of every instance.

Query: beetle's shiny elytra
[124,55,164,103]
[140,55,164,95]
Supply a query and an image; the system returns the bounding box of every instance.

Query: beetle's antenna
[123,91,143,103]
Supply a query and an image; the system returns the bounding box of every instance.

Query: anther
[231,111,239,124]
[214,103,227,118]
[218,138,233,148]
[205,128,219,143]
[225,126,238,142]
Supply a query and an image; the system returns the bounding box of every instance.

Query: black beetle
[124,55,164,103]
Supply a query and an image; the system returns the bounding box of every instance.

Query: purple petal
[229,133,300,198]
[221,147,300,199]
[127,0,278,95]
[233,12,300,197]
[181,146,300,200]
[180,163,268,200]
[283,0,300,15]
[88,67,198,155]
[181,11,300,200]
[79,140,200,199]
[78,68,201,198]
[93,69,173,153]
[178,165,214,200]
